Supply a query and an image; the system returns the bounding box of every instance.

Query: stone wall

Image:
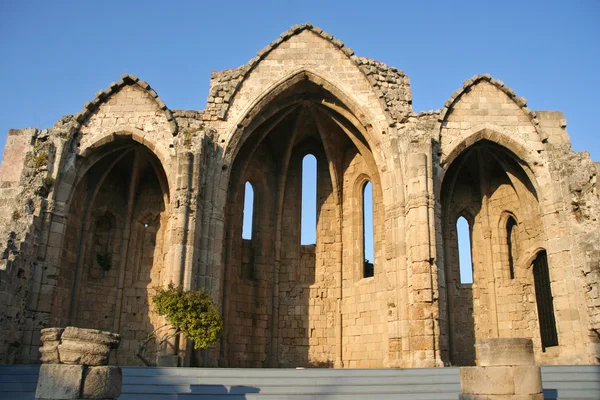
[0,23,598,369]
[341,148,387,368]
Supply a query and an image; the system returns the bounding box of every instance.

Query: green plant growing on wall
[12,209,21,221]
[43,176,55,188]
[182,130,195,147]
[136,284,223,366]
[32,152,48,169]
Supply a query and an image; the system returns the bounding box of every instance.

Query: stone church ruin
[0,23,598,368]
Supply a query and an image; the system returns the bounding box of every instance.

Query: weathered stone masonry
[0,23,598,368]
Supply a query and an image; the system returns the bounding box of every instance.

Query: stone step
[121,374,460,386]
[121,367,461,377]
[542,389,600,400]
[0,375,38,383]
[118,394,458,400]
[541,365,600,374]
[540,365,600,399]
[0,394,33,400]
[0,382,38,391]
[0,364,39,400]
[1,364,599,399]
[121,383,461,395]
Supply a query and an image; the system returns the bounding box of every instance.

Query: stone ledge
[477,338,535,366]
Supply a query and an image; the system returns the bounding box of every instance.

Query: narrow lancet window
[506,217,518,279]
[301,154,317,245]
[457,216,473,284]
[533,251,559,350]
[242,182,254,240]
[363,181,374,278]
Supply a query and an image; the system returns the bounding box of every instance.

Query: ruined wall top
[203,22,413,126]
[73,74,178,136]
[437,74,545,142]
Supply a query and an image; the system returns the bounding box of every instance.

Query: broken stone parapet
[59,327,120,365]
[459,338,543,400]
[39,328,63,364]
[35,327,122,400]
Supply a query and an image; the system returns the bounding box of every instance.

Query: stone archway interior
[222,78,385,368]
[441,140,548,365]
[52,141,170,365]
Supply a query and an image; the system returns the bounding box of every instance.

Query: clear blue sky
[0,1,598,161]
[1,1,598,270]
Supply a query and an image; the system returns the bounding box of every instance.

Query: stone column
[35,327,122,400]
[405,152,439,367]
[459,338,543,400]
[160,150,196,366]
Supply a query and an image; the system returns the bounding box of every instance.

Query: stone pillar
[405,152,439,367]
[459,338,543,400]
[35,327,122,400]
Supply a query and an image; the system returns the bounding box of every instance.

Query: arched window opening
[532,251,559,351]
[506,217,518,279]
[301,154,317,245]
[457,216,473,284]
[242,181,254,240]
[363,181,374,278]
[241,181,256,280]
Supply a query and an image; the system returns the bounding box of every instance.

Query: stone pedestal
[36,364,122,400]
[459,338,543,400]
[35,327,122,400]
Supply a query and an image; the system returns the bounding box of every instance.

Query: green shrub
[152,284,223,349]
[12,209,21,221]
[32,152,48,169]
[43,176,55,188]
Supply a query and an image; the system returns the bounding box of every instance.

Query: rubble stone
[82,366,122,399]
[58,328,120,366]
[39,328,63,364]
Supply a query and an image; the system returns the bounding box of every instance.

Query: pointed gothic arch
[441,138,547,365]
[220,69,385,368]
[48,138,171,365]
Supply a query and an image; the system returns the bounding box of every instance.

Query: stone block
[39,328,64,364]
[58,342,112,366]
[82,366,122,399]
[477,338,534,366]
[460,366,514,395]
[35,364,84,399]
[513,365,542,395]
[58,327,120,366]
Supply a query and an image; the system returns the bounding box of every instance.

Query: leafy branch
[136,284,223,366]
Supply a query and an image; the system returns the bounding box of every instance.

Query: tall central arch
[221,72,384,368]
